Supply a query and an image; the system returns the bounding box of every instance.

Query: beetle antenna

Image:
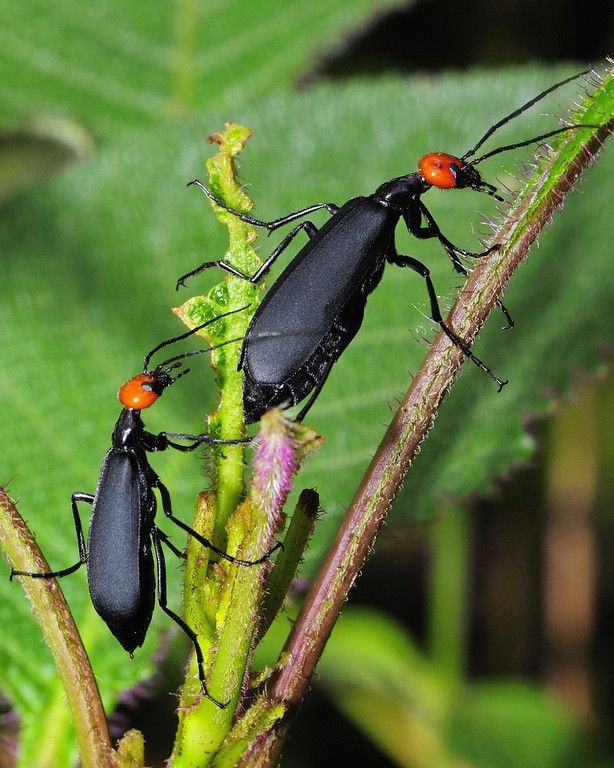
[169,366,191,384]
[469,123,602,166]
[154,329,326,381]
[461,67,592,161]
[143,305,250,372]
[477,181,506,203]
[166,361,184,372]
[154,336,247,373]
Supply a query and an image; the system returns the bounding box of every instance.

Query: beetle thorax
[112,409,146,448]
[372,174,425,210]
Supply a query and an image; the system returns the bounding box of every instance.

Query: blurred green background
[0,0,613,766]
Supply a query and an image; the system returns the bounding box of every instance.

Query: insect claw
[201,684,229,709]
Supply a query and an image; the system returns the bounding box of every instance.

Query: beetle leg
[410,201,498,260]
[10,492,91,580]
[244,220,320,284]
[151,472,283,566]
[151,527,227,708]
[148,430,251,452]
[405,203,514,330]
[189,179,337,230]
[294,356,336,422]
[176,219,320,289]
[387,244,508,391]
[156,528,186,560]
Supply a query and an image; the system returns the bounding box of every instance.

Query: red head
[418,152,486,192]
[116,306,250,412]
[416,68,596,202]
[118,372,171,410]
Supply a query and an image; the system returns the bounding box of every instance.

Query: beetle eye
[118,375,159,410]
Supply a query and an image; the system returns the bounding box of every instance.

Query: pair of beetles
[12,69,597,708]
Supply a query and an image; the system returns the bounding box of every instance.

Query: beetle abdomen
[88,450,155,653]
[242,197,395,390]
[242,272,379,423]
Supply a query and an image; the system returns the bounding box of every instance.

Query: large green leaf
[0,68,612,763]
[0,0,407,131]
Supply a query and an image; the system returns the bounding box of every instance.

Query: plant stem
[175,123,262,544]
[257,489,319,644]
[170,413,319,766]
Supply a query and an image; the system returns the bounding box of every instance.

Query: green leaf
[0,0,408,131]
[0,67,612,762]
[448,682,593,768]
[301,608,597,768]
[315,609,453,768]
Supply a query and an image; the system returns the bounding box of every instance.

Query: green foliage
[1,69,612,761]
[0,0,407,131]
[0,115,93,204]
[256,607,601,768]
[448,683,592,768]
[0,1,412,761]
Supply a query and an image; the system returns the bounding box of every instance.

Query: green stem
[171,505,277,764]
[212,304,250,539]
[171,412,319,767]
[175,124,262,545]
[171,124,262,766]
[257,489,319,644]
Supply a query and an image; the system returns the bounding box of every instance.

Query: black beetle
[178,69,597,424]
[11,308,279,708]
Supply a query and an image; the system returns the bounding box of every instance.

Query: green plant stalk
[176,124,263,546]
[215,697,286,768]
[257,488,319,644]
[170,491,231,761]
[171,412,320,766]
[0,487,117,768]
[170,124,265,766]
[248,65,614,766]
[177,491,219,723]
[202,504,279,758]
[183,492,217,647]
[427,503,470,688]
[190,551,269,747]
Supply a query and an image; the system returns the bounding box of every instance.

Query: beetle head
[418,152,502,200]
[118,363,186,411]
